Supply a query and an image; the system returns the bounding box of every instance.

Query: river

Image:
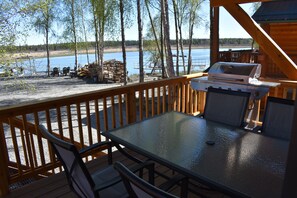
[18,47,249,76]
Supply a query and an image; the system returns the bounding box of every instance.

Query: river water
[19,47,248,76]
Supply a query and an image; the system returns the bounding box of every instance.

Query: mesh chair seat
[203,87,251,128]
[261,97,295,140]
[39,125,152,198]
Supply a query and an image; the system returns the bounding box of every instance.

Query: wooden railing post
[127,88,137,124]
[0,122,9,196]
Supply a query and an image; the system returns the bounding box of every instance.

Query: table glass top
[104,111,288,198]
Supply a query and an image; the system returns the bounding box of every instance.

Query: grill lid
[208,62,261,84]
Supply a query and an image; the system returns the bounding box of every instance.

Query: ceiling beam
[211,0,276,7]
[223,3,297,80]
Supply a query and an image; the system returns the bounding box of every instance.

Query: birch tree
[119,0,134,85]
[61,0,79,68]
[137,0,144,82]
[186,0,204,74]
[91,0,118,81]
[30,0,58,76]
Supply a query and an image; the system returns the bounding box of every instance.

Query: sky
[23,2,254,46]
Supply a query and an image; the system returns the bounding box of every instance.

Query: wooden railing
[218,49,259,63]
[0,73,206,196]
[0,73,296,196]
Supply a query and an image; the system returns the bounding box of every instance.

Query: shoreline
[11,45,252,60]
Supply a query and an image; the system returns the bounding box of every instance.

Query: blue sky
[23,2,254,45]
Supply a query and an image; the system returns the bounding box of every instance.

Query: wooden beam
[210,6,220,65]
[223,3,297,80]
[211,0,276,7]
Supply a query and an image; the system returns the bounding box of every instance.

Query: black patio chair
[114,162,188,198]
[260,96,295,140]
[202,87,251,128]
[38,125,154,198]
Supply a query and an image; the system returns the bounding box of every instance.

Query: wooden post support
[127,89,136,124]
[210,6,220,66]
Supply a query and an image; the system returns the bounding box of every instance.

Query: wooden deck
[3,149,228,198]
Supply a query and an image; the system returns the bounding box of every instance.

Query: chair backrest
[261,97,295,140]
[203,87,250,127]
[38,125,96,198]
[114,162,178,198]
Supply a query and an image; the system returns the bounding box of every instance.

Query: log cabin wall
[259,23,297,79]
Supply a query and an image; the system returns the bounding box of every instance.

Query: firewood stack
[89,59,125,83]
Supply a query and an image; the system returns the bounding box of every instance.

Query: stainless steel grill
[191,62,280,129]
[191,62,278,100]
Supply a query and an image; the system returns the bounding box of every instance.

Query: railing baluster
[151,88,155,116]
[162,86,166,113]
[76,103,84,148]
[182,84,186,113]
[66,105,74,144]
[111,96,116,129]
[118,94,123,127]
[22,115,37,171]
[86,101,92,146]
[177,83,181,112]
[45,109,56,173]
[103,98,108,131]
[168,85,172,112]
[157,86,161,115]
[145,89,149,118]
[139,90,143,120]
[94,99,101,142]
[9,118,23,176]
[193,90,198,114]
[189,88,193,115]
[33,112,45,167]
[19,123,29,167]
[56,107,64,139]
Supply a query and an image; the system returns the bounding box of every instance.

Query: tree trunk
[46,11,50,77]
[137,0,144,83]
[120,0,127,85]
[162,0,175,77]
[145,0,161,57]
[187,14,194,74]
[160,10,165,78]
[92,9,99,64]
[71,0,78,68]
[178,24,186,74]
[172,0,179,76]
[80,0,90,65]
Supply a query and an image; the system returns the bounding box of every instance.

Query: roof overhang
[252,1,297,23]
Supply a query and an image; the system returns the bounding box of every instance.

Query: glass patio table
[102,111,288,198]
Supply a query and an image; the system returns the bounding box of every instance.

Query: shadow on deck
[4,149,229,198]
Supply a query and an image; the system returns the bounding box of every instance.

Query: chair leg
[180,177,188,198]
[147,163,155,185]
[108,145,112,165]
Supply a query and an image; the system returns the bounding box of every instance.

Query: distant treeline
[16,38,253,52]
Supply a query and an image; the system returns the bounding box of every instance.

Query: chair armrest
[79,141,113,164]
[79,141,112,155]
